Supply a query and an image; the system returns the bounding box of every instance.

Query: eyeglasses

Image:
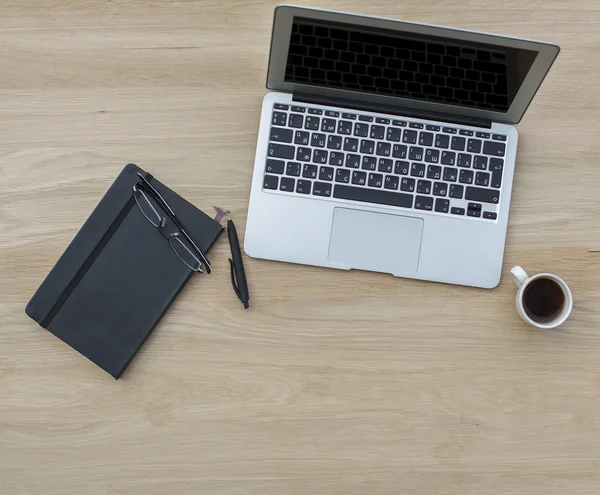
[133,173,211,273]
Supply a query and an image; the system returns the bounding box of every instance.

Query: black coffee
[523,277,565,323]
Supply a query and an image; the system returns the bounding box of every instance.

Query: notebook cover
[25,163,223,378]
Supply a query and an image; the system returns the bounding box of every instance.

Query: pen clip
[229,258,242,301]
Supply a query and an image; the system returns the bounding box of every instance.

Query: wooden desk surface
[1,1,600,493]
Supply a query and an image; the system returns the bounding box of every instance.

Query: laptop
[245,5,559,288]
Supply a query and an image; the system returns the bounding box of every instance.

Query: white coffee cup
[511,266,573,329]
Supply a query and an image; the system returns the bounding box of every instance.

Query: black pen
[227,218,249,309]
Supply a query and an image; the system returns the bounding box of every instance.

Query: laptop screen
[284,17,538,113]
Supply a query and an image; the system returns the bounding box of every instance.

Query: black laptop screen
[284,18,538,112]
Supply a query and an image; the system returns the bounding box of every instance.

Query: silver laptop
[245,5,559,288]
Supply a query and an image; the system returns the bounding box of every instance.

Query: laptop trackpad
[328,208,423,274]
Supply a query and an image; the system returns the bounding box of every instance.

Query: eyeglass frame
[132,173,212,273]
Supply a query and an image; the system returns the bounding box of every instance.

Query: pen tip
[244,301,249,309]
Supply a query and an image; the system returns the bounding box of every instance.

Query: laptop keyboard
[264,103,507,220]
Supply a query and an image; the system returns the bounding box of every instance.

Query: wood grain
[1,1,600,493]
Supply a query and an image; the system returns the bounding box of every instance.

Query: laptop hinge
[293,93,492,129]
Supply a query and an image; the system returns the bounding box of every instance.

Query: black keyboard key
[354,123,369,137]
[449,184,464,199]
[426,125,441,132]
[473,156,488,170]
[370,125,385,139]
[376,142,392,156]
[409,146,424,161]
[305,116,320,130]
[302,164,318,179]
[325,110,339,117]
[342,112,356,119]
[270,127,293,143]
[274,103,288,110]
[343,137,359,152]
[384,175,400,190]
[334,184,413,208]
[265,159,285,174]
[358,115,373,122]
[368,173,383,188]
[313,181,332,197]
[291,105,306,113]
[465,186,500,204]
[467,207,482,218]
[286,162,301,176]
[296,147,312,162]
[451,207,465,215]
[338,120,353,135]
[442,126,457,134]
[386,127,402,142]
[308,108,323,115]
[489,158,504,188]
[451,136,466,150]
[476,132,490,139]
[394,160,410,175]
[296,179,311,194]
[327,135,343,150]
[313,149,328,164]
[272,111,287,126]
[392,119,407,127]
[362,156,377,171]
[294,130,310,145]
[360,140,375,154]
[441,151,456,166]
[492,134,507,141]
[319,166,334,181]
[468,202,482,212]
[475,171,490,187]
[483,211,498,219]
[433,182,448,196]
[311,133,326,148]
[457,153,472,168]
[279,177,295,192]
[401,177,416,192]
[409,122,424,129]
[351,170,367,185]
[459,169,474,184]
[443,167,457,182]
[263,174,279,190]
[289,114,304,128]
[435,198,450,213]
[375,117,390,124]
[345,154,360,168]
[403,129,418,144]
[329,152,344,166]
[321,118,336,132]
[459,129,474,136]
[435,134,450,149]
[424,149,440,163]
[378,158,393,173]
[268,143,295,159]
[467,139,482,153]
[427,165,442,180]
[419,132,434,146]
[483,140,506,157]
[417,180,432,194]
[415,195,433,211]
[392,144,408,159]
[335,168,351,183]
[411,163,426,178]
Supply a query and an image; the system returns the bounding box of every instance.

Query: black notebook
[25,164,223,378]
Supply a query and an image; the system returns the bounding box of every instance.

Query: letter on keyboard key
[270,128,293,143]
[465,186,500,204]
[268,143,295,159]
[335,168,351,183]
[415,196,433,211]
[483,141,506,156]
[296,147,312,162]
[312,182,332,197]
[333,185,413,208]
[392,144,408,159]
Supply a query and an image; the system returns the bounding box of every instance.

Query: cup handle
[511,266,529,288]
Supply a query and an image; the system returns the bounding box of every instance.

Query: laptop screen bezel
[266,5,559,125]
